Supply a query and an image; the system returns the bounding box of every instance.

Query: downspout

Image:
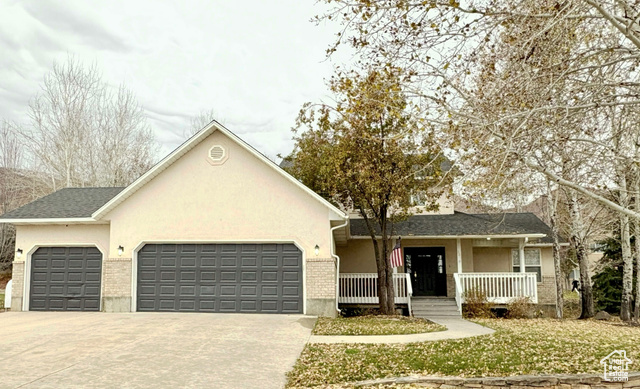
[330,216,349,313]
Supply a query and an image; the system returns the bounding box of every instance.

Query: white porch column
[456,238,462,273]
[519,238,526,273]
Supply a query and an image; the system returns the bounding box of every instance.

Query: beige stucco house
[1,121,560,317]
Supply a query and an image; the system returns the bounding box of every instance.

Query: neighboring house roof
[0,187,125,220]
[350,211,562,243]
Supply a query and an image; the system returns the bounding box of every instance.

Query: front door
[404,247,447,296]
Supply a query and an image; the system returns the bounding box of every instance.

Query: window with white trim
[511,248,542,282]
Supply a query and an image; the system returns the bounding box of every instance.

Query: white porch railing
[454,272,538,306]
[338,273,412,306]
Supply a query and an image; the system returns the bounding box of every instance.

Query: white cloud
[0,0,345,160]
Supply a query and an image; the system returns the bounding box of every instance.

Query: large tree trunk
[634,216,640,322]
[570,191,594,319]
[369,208,395,316]
[548,186,563,319]
[619,174,634,322]
[634,174,640,322]
[372,238,392,315]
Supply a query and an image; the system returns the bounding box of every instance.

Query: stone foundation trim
[353,373,640,388]
[102,297,132,313]
[307,257,335,263]
[104,257,132,262]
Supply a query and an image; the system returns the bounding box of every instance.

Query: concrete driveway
[0,312,315,389]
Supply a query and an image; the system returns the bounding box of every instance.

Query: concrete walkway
[308,316,494,344]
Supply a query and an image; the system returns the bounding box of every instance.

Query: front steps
[411,296,461,318]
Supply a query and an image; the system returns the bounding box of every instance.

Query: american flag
[389,238,403,268]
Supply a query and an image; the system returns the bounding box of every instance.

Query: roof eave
[349,233,548,239]
[0,217,103,225]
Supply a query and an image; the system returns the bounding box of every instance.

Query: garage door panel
[283,256,300,267]
[283,286,300,296]
[29,247,102,312]
[240,286,257,297]
[199,300,215,310]
[137,243,302,313]
[139,285,156,296]
[159,285,177,296]
[261,300,278,312]
[262,244,278,253]
[220,285,236,296]
[219,300,236,311]
[67,259,84,269]
[220,271,237,281]
[242,256,257,266]
[261,271,278,282]
[262,256,277,267]
[283,271,300,282]
[200,256,216,267]
[282,301,301,312]
[200,285,215,296]
[241,300,257,310]
[140,271,156,281]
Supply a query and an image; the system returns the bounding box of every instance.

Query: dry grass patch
[288,318,640,388]
[313,315,445,336]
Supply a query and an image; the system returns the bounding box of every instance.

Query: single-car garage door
[30,247,102,311]
[136,243,303,313]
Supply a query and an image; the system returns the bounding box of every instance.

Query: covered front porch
[336,235,549,314]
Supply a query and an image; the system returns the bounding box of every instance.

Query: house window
[511,248,541,282]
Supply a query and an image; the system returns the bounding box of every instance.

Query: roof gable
[92,121,346,221]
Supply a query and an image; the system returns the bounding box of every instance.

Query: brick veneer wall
[103,258,132,297]
[354,373,640,388]
[10,261,24,311]
[538,275,557,305]
[306,257,336,299]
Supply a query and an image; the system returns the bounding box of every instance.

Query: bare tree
[183,109,219,138]
[318,0,640,220]
[23,57,158,189]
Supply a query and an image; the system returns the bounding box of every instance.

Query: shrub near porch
[287,319,640,387]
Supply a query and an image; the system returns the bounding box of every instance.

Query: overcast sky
[0,0,346,160]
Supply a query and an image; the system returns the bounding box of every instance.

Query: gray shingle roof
[349,211,561,243]
[0,187,125,219]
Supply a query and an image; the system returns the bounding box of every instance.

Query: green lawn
[313,316,445,336]
[287,319,640,388]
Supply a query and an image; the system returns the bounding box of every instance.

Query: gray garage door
[30,247,102,311]
[137,243,303,313]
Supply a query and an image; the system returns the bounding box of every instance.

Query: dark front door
[404,247,447,296]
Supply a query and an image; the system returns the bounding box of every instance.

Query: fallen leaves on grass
[313,315,446,336]
[288,319,640,388]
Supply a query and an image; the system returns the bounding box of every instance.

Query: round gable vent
[209,145,225,161]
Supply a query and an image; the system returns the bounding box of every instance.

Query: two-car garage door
[136,243,303,314]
